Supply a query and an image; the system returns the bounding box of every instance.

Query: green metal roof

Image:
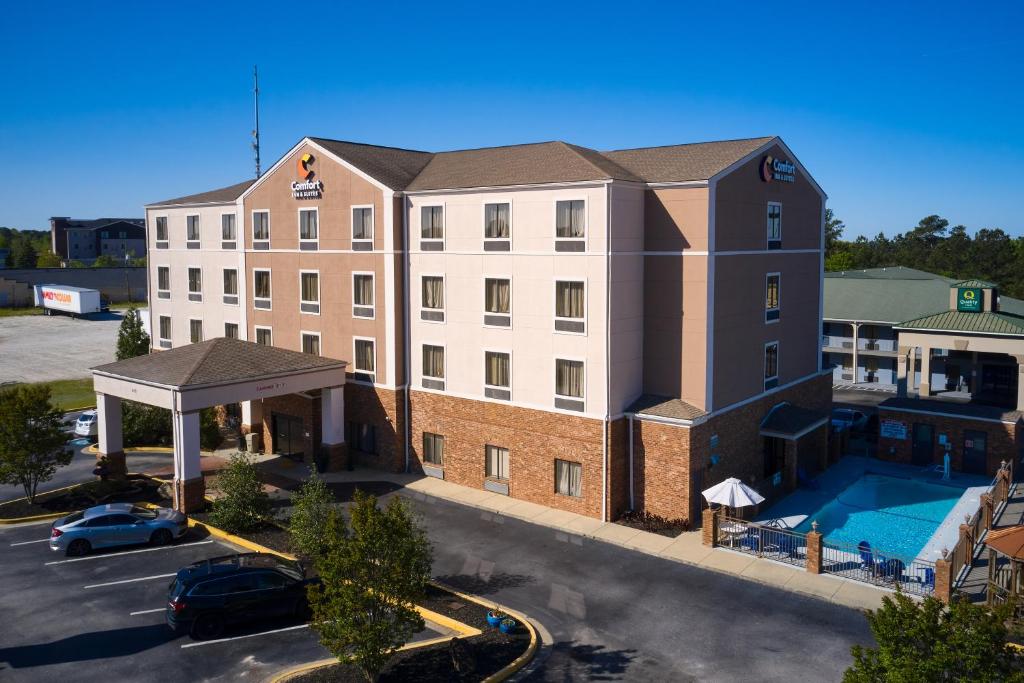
[952,279,997,288]
[894,310,1024,336]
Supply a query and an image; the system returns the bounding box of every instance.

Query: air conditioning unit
[842,373,854,381]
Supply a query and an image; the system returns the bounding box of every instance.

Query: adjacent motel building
[141,135,829,521]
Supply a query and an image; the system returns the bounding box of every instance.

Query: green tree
[8,238,38,269]
[845,592,1023,683]
[121,401,172,446]
[288,471,336,560]
[825,208,845,256]
[825,250,856,272]
[92,254,119,268]
[116,307,150,360]
[36,251,61,268]
[309,492,433,682]
[199,408,223,451]
[0,384,73,502]
[209,453,270,533]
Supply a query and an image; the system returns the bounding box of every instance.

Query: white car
[74,410,98,438]
[831,408,867,432]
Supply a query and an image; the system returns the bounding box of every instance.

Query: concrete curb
[83,444,216,455]
[0,481,89,524]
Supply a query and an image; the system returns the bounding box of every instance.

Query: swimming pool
[791,474,965,559]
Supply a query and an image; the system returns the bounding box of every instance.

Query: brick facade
[877,408,1020,477]
[345,384,405,473]
[260,393,319,464]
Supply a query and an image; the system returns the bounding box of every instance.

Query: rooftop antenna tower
[252,65,261,179]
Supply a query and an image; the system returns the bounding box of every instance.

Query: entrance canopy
[759,403,828,440]
[90,338,347,511]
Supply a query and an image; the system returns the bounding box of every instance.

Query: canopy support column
[95,392,126,478]
[172,409,204,513]
[320,385,348,471]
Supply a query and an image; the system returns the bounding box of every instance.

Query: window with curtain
[555,200,585,238]
[764,342,779,379]
[302,333,320,356]
[555,359,584,398]
[254,271,271,299]
[766,274,779,311]
[555,459,582,497]
[485,279,510,314]
[224,323,239,339]
[485,445,509,480]
[421,206,444,239]
[186,215,200,241]
[355,339,375,373]
[555,281,584,319]
[157,267,169,291]
[353,207,373,240]
[299,209,318,240]
[301,272,319,303]
[767,203,782,241]
[423,433,444,466]
[423,345,445,379]
[188,268,202,293]
[256,328,272,345]
[189,319,203,343]
[484,203,510,239]
[354,274,374,306]
[422,276,444,310]
[253,212,270,240]
[159,316,171,340]
[485,351,510,388]
[347,422,377,454]
[223,269,238,295]
[221,214,236,240]
[155,217,168,241]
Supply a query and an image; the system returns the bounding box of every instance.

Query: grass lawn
[6,378,96,411]
[0,306,43,317]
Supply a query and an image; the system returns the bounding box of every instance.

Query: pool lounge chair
[858,541,875,575]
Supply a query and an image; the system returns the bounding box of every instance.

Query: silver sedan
[49,503,188,556]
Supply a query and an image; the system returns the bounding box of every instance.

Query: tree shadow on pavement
[433,572,536,596]
[0,623,178,669]
[524,642,639,681]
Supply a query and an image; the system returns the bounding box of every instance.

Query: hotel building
[145,135,829,523]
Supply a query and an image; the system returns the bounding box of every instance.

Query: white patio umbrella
[701,477,765,509]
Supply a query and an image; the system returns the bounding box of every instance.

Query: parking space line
[180,623,309,648]
[10,539,50,546]
[130,608,166,616]
[46,540,214,565]
[84,573,177,589]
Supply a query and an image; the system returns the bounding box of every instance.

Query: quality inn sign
[957,287,982,313]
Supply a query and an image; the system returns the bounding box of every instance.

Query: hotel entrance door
[272,413,305,460]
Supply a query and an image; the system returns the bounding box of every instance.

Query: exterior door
[962,430,988,475]
[911,423,934,466]
[272,413,304,460]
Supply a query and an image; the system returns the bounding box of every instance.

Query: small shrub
[121,401,172,446]
[209,453,270,533]
[620,510,690,536]
[288,471,336,560]
[199,408,223,451]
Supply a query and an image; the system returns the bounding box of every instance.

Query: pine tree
[116,307,150,360]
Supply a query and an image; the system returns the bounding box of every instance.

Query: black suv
[166,553,316,639]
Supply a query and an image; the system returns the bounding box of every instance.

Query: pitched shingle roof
[147,179,256,207]
[760,404,827,437]
[894,310,1024,336]
[92,338,345,387]
[310,138,434,191]
[602,137,776,183]
[627,394,706,421]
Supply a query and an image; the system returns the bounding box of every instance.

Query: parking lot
[0,312,125,383]
[0,521,447,682]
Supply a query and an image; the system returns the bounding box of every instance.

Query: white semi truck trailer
[33,284,109,317]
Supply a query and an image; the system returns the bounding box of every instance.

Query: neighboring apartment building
[146,135,828,524]
[50,217,146,263]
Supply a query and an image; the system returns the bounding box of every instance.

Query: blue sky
[1,1,1021,239]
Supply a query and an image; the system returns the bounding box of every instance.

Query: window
[555,359,584,411]
[485,445,509,481]
[484,278,511,326]
[255,327,272,346]
[253,211,270,247]
[301,332,320,356]
[158,316,171,348]
[485,351,511,400]
[555,459,582,497]
[187,267,202,301]
[253,270,271,309]
[221,214,236,243]
[353,338,375,382]
[300,271,320,314]
[299,208,318,247]
[223,268,238,305]
[189,319,203,343]
[347,422,377,454]
[767,202,782,248]
[186,215,200,247]
[101,230,109,239]
[484,202,510,249]
[421,276,444,322]
[157,266,170,298]
[764,342,779,390]
[554,281,585,333]
[555,199,585,249]
[423,433,444,466]
[224,322,239,339]
[353,273,374,318]
[352,206,373,248]
[765,273,780,322]
[155,216,168,245]
[422,344,445,390]
[421,205,444,248]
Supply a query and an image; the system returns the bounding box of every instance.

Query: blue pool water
[792,474,964,559]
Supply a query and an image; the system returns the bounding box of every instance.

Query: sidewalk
[258,457,890,611]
